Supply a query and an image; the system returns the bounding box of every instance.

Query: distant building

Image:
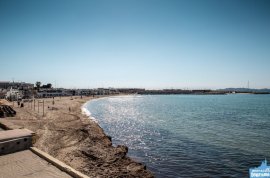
[0,89,7,99]
[5,88,23,101]
[96,88,111,95]
[0,81,34,90]
[0,81,10,89]
[117,88,145,94]
[37,89,68,98]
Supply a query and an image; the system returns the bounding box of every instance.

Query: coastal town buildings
[0,81,34,90]
[37,89,67,98]
[0,81,10,89]
[2,80,267,101]
[5,88,23,101]
[0,89,6,99]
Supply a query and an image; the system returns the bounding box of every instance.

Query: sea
[84,94,270,177]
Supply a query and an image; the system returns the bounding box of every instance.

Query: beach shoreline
[0,96,154,177]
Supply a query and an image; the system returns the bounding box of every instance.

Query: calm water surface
[85,94,270,177]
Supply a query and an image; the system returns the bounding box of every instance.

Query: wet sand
[0,96,153,177]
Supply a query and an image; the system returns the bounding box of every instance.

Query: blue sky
[0,0,269,89]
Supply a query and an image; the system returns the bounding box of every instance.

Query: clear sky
[0,0,269,89]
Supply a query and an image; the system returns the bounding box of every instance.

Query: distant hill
[218,88,270,93]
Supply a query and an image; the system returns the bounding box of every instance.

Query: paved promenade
[0,150,72,178]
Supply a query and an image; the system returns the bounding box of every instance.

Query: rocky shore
[0,96,154,177]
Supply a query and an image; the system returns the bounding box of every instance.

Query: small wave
[89,115,98,123]
[81,102,98,123]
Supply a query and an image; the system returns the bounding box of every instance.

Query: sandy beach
[0,96,154,177]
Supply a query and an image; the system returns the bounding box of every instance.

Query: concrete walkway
[0,124,90,178]
[0,150,72,178]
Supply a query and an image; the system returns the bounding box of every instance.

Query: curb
[30,147,91,178]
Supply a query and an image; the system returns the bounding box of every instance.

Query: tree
[41,83,52,89]
[36,81,41,90]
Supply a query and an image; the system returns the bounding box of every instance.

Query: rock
[127,162,145,172]
[81,150,99,160]
[114,145,128,159]
[106,135,112,141]
[116,145,128,153]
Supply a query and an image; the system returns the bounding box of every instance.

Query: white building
[5,88,23,100]
[37,89,68,98]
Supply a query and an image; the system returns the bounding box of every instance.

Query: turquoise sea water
[85,94,270,177]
